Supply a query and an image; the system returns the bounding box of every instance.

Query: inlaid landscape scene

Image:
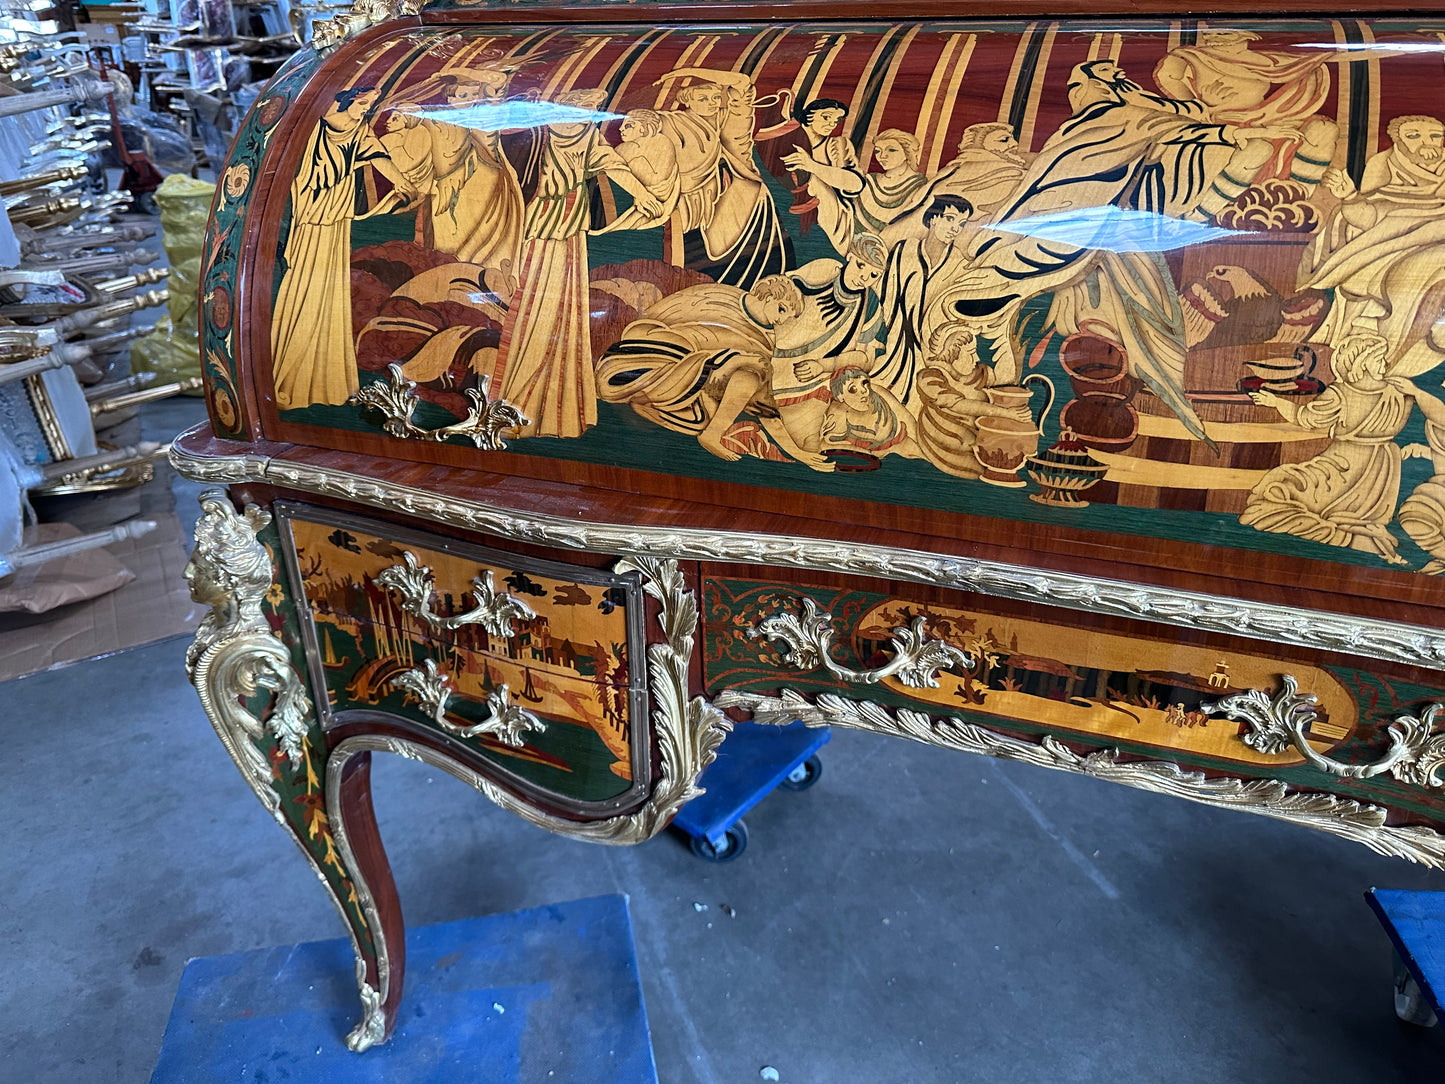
[285,514,640,803]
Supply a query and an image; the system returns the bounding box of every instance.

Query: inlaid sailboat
[519,667,542,703]
[321,624,346,670]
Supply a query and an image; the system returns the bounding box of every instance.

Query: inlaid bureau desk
[174,0,1445,1049]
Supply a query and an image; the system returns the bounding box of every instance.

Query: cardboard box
[0,511,200,682]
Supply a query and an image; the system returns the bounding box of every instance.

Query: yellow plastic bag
[130,174,216,386]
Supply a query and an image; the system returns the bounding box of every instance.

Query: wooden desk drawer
[277,504,647,810]
[704,571,1445,834]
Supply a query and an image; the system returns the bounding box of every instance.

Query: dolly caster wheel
[689,820,748,862]
[1394,955,1439,1027]
[778,755,822,791]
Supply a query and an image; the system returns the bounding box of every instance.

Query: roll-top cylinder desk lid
[196,4,1445,639]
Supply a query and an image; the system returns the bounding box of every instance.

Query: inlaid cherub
[817,366,922,460]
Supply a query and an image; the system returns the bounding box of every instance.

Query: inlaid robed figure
[492,87,661,437]
[650,68,792,287]
[386,68,526,275]
[272,86,415,410]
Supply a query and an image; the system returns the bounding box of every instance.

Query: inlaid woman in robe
[784,126,932,255]
[273,87,413,410]
[491,89,660,438]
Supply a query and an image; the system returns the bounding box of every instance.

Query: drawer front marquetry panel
[704,576,1445,824]
[280,505,647,808]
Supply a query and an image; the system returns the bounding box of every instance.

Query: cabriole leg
[184,490,394,1052]
[327,744,407,1050]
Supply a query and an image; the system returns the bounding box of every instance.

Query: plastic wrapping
[108,70,196,178]
[114,111,195,177]
[0,427,41,575]
[130,174,214,385]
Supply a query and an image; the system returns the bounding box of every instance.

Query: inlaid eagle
[1181,265,1329,351]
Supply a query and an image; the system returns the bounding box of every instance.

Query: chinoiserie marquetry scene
[256,19,1445,575]
[704,579,1364,768]
[702,573,1445,831]
[282,511,643,803]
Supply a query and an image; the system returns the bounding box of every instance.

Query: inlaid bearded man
[1302,114,1445,376]
[1154,30,1421,218]
[932,122,1028,222]
[935,59,1298,439]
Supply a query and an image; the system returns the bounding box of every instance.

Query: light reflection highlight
[399,101,624,131]
[989,206,1243,252]
[1294,41,1445,52]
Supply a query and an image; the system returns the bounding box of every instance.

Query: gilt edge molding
[718,687,1445,870]
[170,444,1445,673]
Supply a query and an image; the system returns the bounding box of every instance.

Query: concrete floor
[5,403,1445,1082]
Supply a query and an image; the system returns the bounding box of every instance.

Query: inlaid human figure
[817,367,922,460]
[492,88,662,438]
[378,109,433,202]
[931,122,1029,222]
[937,59,1302,441]
[1241,333,1445,565]
[596,274,805,459]
[607,237,888,471]
[784,122,932,254]
[914,326,1030,480]
[1153,29,1338,216]
[873,194,973,408]
[992,57,1298,220]
[393,70,525,280]
[273,87,415,410]
[1398,419,1445,575]
[770,234,890,463]
[1302,115,1445,375]
[602,109,679,231]
[650,67,791,287]
[773,97,853,240]
[1320,115,1445,230]
[854,130,933,243]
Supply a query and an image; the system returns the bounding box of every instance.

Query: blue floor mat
[150,893,657,1083]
